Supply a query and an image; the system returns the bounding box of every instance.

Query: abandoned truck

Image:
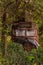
[12,21,40,51]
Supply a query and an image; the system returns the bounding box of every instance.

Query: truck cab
[12,21,39,51]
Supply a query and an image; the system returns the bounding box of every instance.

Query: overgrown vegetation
[0,0,43,65]
[0,41,43,65]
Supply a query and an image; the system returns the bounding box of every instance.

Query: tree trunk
[1,12,6,56]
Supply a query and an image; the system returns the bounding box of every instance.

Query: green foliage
[0,0,43,65]
[0,41,43,65]
[6,42,26,65]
